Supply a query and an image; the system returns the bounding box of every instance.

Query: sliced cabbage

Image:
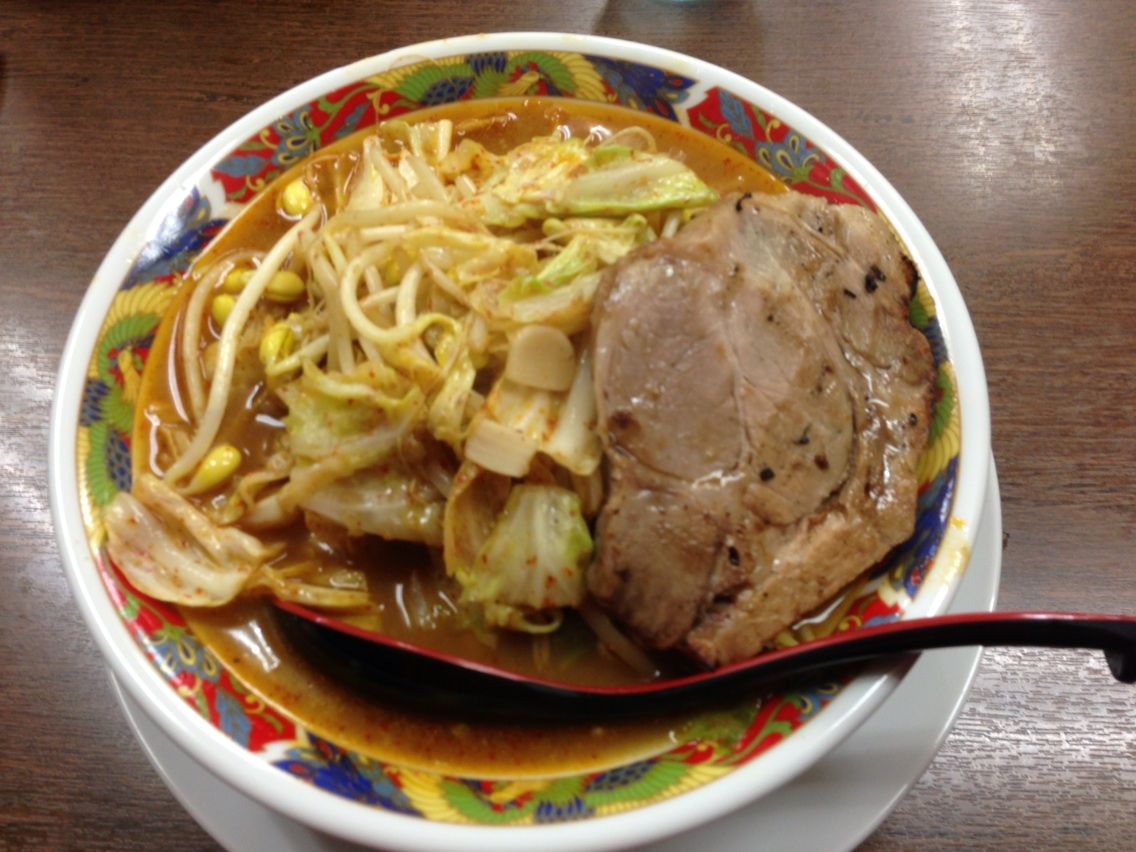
[544,347,602,474]
[474,136,592,226]
[438,137,501,183]
[543,213,656,260]
[470,485,593,629]
[278,360,419,467]
[105,473,280,607]
[378,119,453,163]
[503,233,598,300]
[470,136,717,226]
[346,136,387,211]
[560,144,717,215]
[426,325,478,450]
[501,215,650,304]
[442,462,511,578]
[492,217,651,334]
[252,361,423,530]
[300,469,444,545]
[105,473,372,610]
[491,271,602,335]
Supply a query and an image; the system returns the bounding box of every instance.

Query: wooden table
[2,1,1133,848]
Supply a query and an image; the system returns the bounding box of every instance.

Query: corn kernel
[221,267,254,294]
[259,322,295,369]
[183,444,241,495]
[280,179,314,217]
[211,294,236,328]
[383,259,402,286]
[265,270,306,303]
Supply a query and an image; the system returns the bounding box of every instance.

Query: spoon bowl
[275,600,1136,721]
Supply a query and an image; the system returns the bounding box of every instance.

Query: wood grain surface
[1,1,1133,848]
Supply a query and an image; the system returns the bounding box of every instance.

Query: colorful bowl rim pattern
[51,34,990,851]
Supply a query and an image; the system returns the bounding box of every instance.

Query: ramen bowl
[49,32,990,850]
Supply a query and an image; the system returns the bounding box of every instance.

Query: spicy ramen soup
[113,98,785,773]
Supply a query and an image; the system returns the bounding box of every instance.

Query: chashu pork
[588,191,936,668]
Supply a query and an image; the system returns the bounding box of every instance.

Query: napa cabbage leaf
[460,484,593,630]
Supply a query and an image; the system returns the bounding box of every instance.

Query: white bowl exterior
[49,32,990,851]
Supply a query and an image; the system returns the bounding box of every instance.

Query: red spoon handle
[719,612,1136,686]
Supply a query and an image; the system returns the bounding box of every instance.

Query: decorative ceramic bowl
[50,33,990,850]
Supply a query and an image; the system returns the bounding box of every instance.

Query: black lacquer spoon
[275,601,1136,720]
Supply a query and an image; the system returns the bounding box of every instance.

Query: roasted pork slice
[588,191,935,667]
